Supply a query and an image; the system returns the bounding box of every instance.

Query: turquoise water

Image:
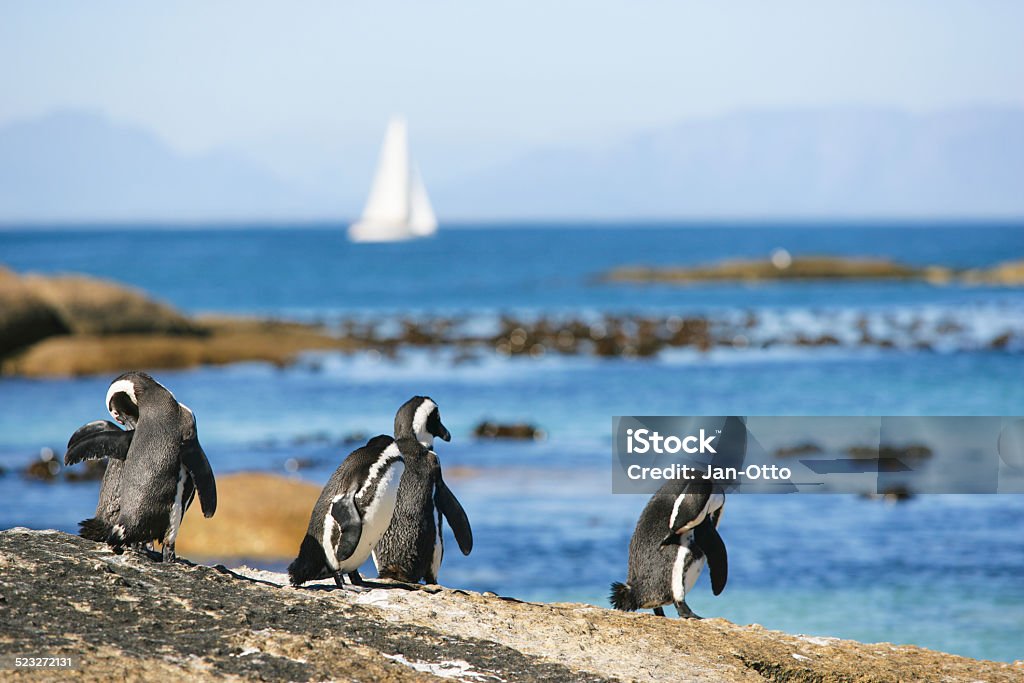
[1,223,1022,662]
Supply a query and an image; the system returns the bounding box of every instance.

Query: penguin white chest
[165,464,188,545]
[331,460,405,573]
[429,505,444,581]
[671,537,707,604]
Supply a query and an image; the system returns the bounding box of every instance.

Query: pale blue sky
[3,1,1022,152]
[1,1,1023,219]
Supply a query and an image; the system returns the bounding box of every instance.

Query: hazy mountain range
[1,108,1022,223]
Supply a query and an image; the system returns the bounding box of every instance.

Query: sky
[1,1,1023,219]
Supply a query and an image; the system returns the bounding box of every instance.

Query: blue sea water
[1,223,1022,662]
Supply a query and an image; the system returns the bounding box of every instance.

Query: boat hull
[348,221,420,242]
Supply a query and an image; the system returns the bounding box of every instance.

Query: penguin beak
[111,410,137,430]
[659,533,681,547]
[438,423,452,442]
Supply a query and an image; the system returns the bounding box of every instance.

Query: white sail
[408,164,437,236]
[348,116,437,242]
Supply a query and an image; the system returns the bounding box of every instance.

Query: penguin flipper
[180,438,217,518]
[65,421,131,465]
[435,479,473,555]
[330,492,363,563]
[693,517,728,595]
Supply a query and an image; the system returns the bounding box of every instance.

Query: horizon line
[1,216,1023,231]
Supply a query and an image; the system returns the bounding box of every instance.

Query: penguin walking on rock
[610,479,727,618]
[64,372,217,561]
[288,434,406,589]
[373,397,472,584]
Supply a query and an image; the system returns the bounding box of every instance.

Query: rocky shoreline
[603,255,1024,286]
[2,529,1021,682]
[2,264,1020,378]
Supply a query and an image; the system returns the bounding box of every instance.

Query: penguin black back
[69,372,217,562]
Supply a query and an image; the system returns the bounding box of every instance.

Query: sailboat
[348,116,438,242]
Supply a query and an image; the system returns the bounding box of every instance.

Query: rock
[604,256,929,283]
[0,319,354,378]
[0,269,70,358]
[961,259,1024,286]
[473,421,545,440]
[23,448,108,483]
[604,256,1024,288]
[21,273,203,336]
[175,473,322,561]
[991,332,1013,350]
[62,459,108,482]
[773,443,824,458]
[22,451,61,482]
[1,529,1020,682]
[2,262,1020,379]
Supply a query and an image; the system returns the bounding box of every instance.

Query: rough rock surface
[1,530,1021,682]
[22,273,203,336]
[0,268,69,357]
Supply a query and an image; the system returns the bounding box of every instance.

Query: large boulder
[22,273,204,336]
[0,529,1021,682]
[0,267,69,358]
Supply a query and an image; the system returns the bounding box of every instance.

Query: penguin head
[395,396,451,448]
[105,372,172,429]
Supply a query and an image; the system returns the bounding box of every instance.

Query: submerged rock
[0,529,1019,682]
[22,450,61,482]
[473,421,546,440]
[773,443,824,458]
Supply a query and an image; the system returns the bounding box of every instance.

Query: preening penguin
[288,435,406,589]
[65,372,217,561]
[373,396,473,584]
[610,479,728,619]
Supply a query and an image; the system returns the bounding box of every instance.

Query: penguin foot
[674,601,702,619]
[162,543,176,563]
[343,585,370,593]
[332,572,368,592]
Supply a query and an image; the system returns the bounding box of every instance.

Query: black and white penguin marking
[372,397,472,584]
[288,434,406,589]
[610,479,727,618]
[64,372,217,561]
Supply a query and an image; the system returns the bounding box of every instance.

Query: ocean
[1,223,1022,663]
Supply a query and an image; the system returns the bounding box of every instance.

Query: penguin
[372,396,472,584]
[288,434,406,589]
[610,479,727,618]
[64,372,217,561]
